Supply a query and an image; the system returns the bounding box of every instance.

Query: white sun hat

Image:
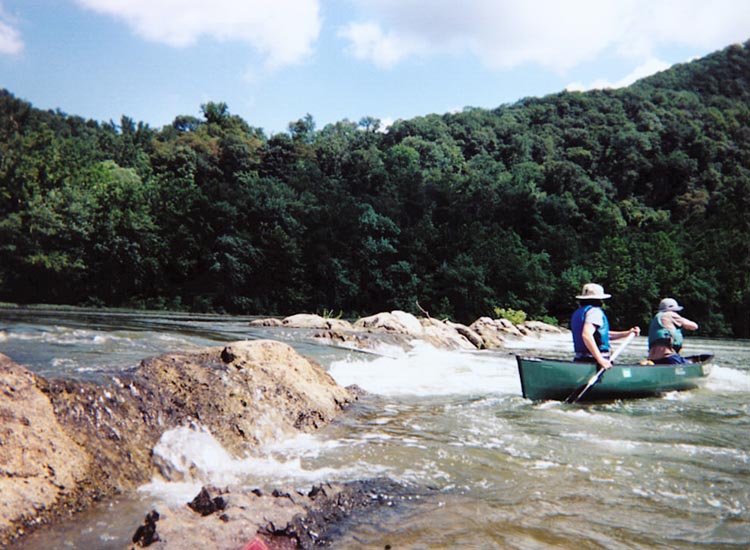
[576,283,612,300]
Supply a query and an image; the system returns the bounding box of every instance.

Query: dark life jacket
[648,312,684,352]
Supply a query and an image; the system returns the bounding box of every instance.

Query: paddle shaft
[609,331,637,363]
[565,331,637,403]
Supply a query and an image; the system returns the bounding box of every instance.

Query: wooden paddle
[564,331,637,404]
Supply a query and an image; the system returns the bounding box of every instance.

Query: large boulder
[0,341,355,546]
[438,319,485,349]
[354,310,424,336]
[281,314,354,332]
[519,320,567,334]
[419,318,479,350]
[0,355,90,546]
[468,317,524,348]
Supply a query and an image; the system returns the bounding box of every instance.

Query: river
[1,307,748,549]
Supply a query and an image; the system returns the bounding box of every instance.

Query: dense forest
[1,42,749,337]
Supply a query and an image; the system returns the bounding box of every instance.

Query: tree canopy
[1,41,749,336]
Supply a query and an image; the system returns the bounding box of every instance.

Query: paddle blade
[564,368,605,404]
[564,331,637,404]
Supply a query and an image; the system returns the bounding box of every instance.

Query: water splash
[140,424,388,502]
[704,364,750,392]
[328,341,520,397]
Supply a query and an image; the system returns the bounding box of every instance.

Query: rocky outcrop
[0,341,356,547]
[0,355,92,544]
[468,317,521,347]
[266,310,567,353]
[419,317,481,350]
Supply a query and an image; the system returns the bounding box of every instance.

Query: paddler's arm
[582,322,612,370]
[675,315,699,331]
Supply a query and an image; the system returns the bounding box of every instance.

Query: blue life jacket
[571,305,610,358]
[648,312,684,352]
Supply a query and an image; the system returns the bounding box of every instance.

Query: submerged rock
[249,318,283,327]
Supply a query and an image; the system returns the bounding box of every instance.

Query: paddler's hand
[598,358,612,370]
[630,326,641,336]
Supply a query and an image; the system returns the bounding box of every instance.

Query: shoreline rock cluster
[251,310,566,352]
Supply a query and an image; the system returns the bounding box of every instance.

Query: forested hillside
[1,41,749,336]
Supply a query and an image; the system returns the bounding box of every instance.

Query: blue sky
[1,0,749,135]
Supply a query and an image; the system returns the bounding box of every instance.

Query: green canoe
[516,354,714,402]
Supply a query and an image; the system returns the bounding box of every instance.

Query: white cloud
[378,117,395,131]
[338,22,428,68]
[0,4,23,55]
[566,57,672,91]
[74,0,321,68]
[341,0,750,72]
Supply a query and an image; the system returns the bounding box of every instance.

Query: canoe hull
[516,354,713,402]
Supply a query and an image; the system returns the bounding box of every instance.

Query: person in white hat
[647,297,699,364]
[571,283,640,369]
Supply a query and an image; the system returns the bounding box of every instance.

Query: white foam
[51,357,78,369]
[264,432,345,457]
[704,365,750,392]
[328,341,520,397]
[151,425,237,484]
[502,332,572,352]
[137,479,204,506]
[142,425,386,498]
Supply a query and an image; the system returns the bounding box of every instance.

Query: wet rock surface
[0,340,355,547]
[132,510,161,547]
[0,355,92,544]
[129,478,428,550]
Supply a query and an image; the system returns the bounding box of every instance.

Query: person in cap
[647,297,699,364]
[571,283,640,370]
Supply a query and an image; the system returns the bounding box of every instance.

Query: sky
[1,0,750,136]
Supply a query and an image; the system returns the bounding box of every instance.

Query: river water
[1,308,748,549]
